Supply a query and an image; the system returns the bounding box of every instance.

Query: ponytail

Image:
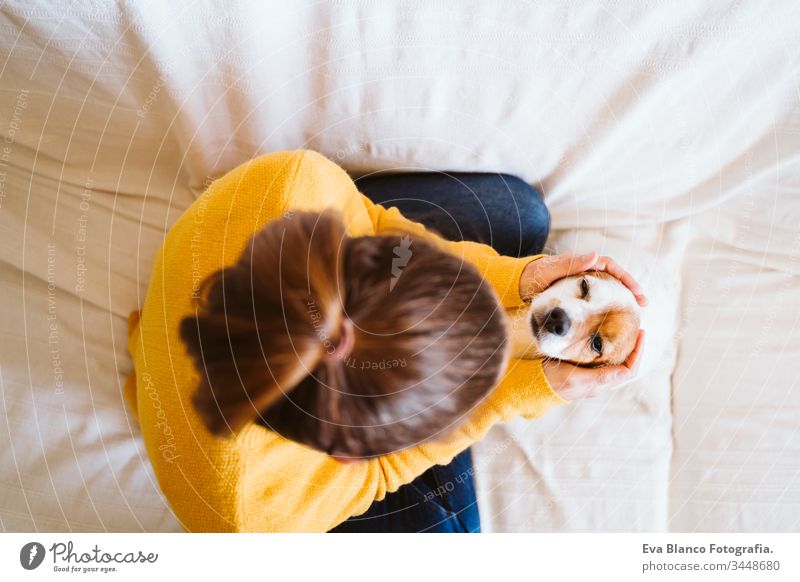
[180,210,350,435]
[181,210,507,456]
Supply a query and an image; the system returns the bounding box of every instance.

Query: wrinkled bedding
[1,0,798,531]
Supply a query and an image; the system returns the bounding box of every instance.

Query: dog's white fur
[507,272,640,366]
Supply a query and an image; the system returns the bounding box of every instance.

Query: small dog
[507,271,640,366]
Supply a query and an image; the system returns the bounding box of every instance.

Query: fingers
[520,252,600,298]
[545,331,646,400]
[538,252,649,306]
[594,255,649,306]
[623,330,645,375]
[590,365,625,389]
[543,251,599,283]
[545,360,616,398]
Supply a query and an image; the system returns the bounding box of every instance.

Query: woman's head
[180,210,507,458]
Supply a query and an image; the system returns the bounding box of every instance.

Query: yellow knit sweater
[125,150,567,532]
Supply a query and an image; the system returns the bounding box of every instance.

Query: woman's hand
[543,330,645,400]
[519,251,649,307]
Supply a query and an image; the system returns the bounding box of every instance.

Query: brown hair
[180,210,507,457]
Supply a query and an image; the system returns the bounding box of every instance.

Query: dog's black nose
[543,307,571,336]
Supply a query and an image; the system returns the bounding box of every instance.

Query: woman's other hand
[542,330,645,400]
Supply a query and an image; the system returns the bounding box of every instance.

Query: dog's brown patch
[589,308,639,366]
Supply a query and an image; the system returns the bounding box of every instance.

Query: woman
[124,150,645,532]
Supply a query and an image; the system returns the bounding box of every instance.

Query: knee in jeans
[499,174,550,254]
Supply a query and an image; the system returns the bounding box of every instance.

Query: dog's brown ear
[594,308,640,366]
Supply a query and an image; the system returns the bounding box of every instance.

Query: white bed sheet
[1,0,798,532]
[668,178,800,532]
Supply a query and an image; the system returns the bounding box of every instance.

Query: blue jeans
[330,172,550,533]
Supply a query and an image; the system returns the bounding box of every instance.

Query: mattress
[1,0,798,532]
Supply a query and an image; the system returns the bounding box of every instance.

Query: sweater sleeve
[362,195,542,308]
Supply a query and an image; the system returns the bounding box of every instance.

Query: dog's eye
[580,278,590,299]
[591,334,603,355]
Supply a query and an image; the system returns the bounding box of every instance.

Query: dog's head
[522,271,640,366]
